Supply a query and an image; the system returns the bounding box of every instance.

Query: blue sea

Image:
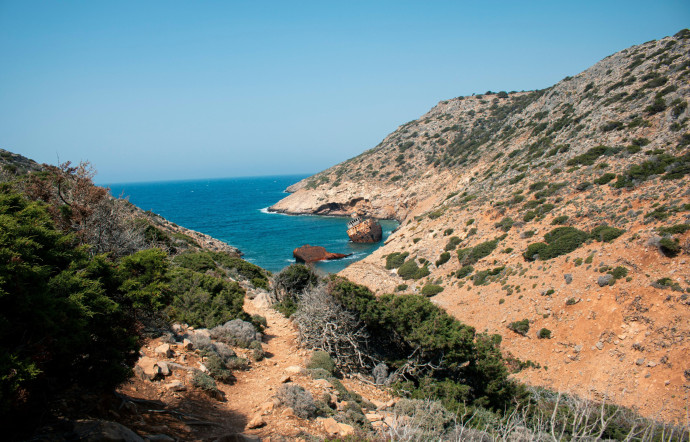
[108,175,397,274]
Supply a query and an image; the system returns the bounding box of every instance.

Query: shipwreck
[346,217,382,243]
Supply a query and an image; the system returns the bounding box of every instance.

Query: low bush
[494,217,514,232]
[537,328,552,339]
[386,252,409,269]
[659,237,681,256]
[191,370,222,399]
[210,319,262,348]
[594,173,616,185]
[398,259,430,280]
[590,225,625,242]
[277,384,316,418]
[457,236,504,265]
[524,227,589,261]
[307,350,336,375]
[444,236,462,251]
[456,265,474,279]
[435,252,451,267]
[421,284,444,296]
[167,268,248,328]
[551,215,569,225]
[204,354,235,383]
[273,264,318,301]
[508,319,530,336]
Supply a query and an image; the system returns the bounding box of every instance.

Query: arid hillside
[270,30,690,423]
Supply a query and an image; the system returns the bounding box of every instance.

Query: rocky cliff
[270,30,690,423]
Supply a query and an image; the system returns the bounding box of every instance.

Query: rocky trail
[110,294,394,441]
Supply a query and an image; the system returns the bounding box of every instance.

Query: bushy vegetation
[0,191,159,418]
[397,258,430,280]
[590,225,625,243]
[614,152,690,187]
[537,328,552,339]
[508,319,530,336]
[0,161,262,430]
[435,251,451,266]
[307,350,336,375]
[167,267,248,328]
[385,251,409,269]
[324,277,524,412]
[566,145,619,166]
[457,235,505,265]
[523,227,589,261]
[421,284,444,296]
[277,383,317,418]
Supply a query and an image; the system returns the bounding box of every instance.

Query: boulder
[155,343,173,358]
[319,418,355,437]
[293,245,351,263]
[246,414,266,429]
[134,356,161,381]
[157,361,172,376]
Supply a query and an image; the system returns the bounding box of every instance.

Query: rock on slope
[270,30,690,423]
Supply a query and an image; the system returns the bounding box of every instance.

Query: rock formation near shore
[270,30,690,423]
[293,244,350,263]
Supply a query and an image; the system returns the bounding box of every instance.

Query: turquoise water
[108,175,397,273]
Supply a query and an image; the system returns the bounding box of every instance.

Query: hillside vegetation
[271,30,690,423]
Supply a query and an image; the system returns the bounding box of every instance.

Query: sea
[108,175,397,274]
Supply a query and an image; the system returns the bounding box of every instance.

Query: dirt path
[218,298,310,436]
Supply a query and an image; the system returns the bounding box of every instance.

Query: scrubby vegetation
[0,159,263,432]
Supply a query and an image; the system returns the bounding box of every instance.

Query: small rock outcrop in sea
[346,217,382,243]
[293,245,350,263]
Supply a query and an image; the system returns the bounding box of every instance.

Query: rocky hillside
[0,148,240,257]
[270,30,690,423]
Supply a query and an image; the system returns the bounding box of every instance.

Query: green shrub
[456,265,474,279]
[473,267,504,286]
[457,236,503,265]
[566,146,614,166]
[609,266,629,280]
[173,251,217,272]
[590,225,625,242]
[274,298,298,318]
[659,237,681,256]
[537,328,552,339]
[398,259,430,280]
[307,350,336,375]
[575,181,592,191]
[204,354,234,383]
[524,227,589,261]
[594,173,616,185]
[166,267,248,328]
[444,236,462,251]
[566,297,577,305]
[494,217,514,232]
[523,211,537,222]
[523,242,548,261]
[421,284,444,296]
[386,252,410,269]
[551,215,569,225]
[0,192,146,415]
[191,370,222,399]
[435,252,451,267]
[508,319,530,336]
[328,277,522,411]
[657,224,690,235]
[443,228,454,236]
[273,264,318,297]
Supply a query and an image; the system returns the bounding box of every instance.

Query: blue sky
[1,1,688,183]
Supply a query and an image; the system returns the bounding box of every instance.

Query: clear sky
[1,1,688,184]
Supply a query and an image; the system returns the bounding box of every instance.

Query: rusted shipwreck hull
[346,217,382,243]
